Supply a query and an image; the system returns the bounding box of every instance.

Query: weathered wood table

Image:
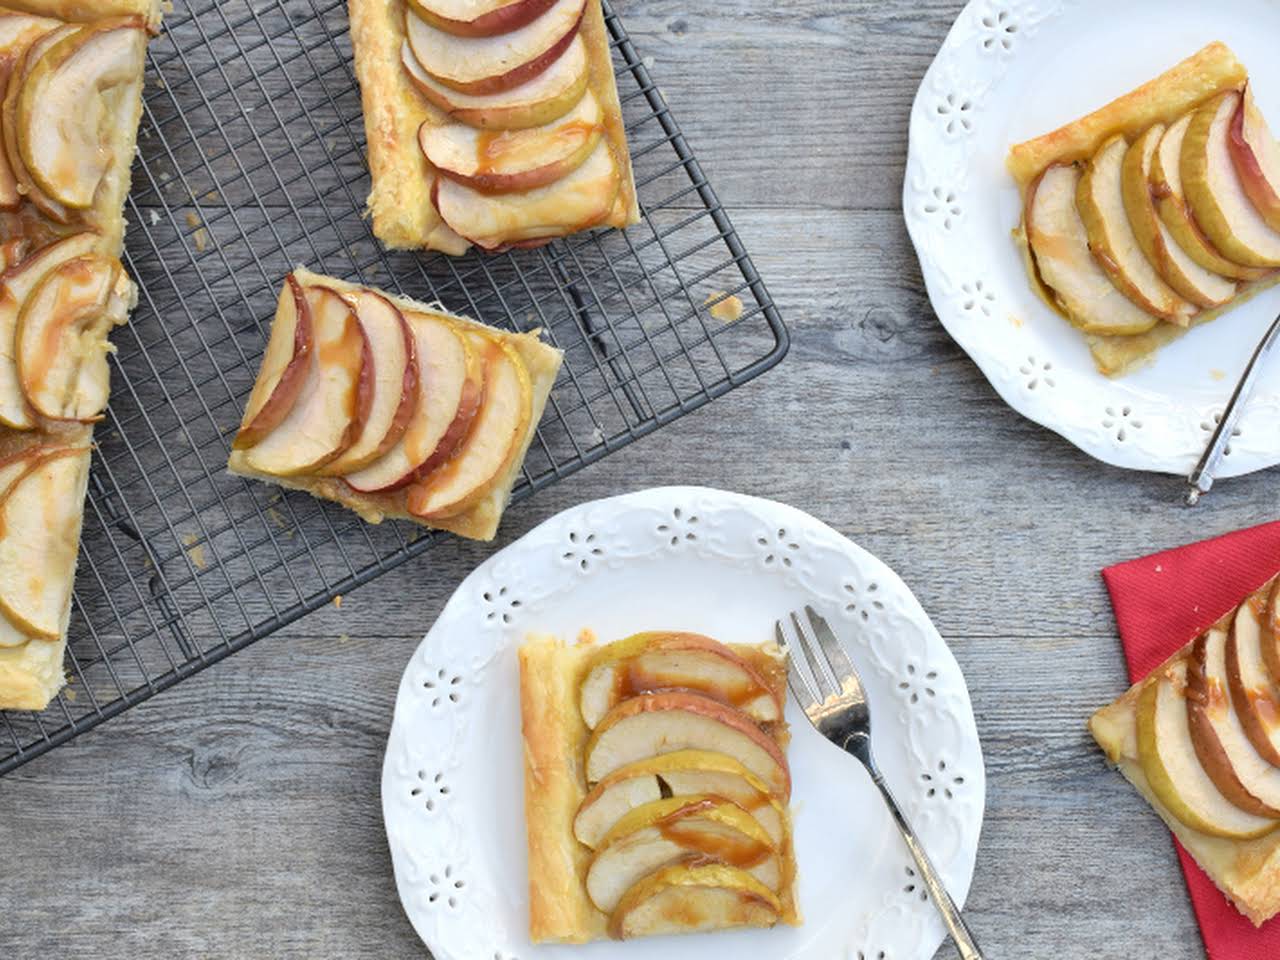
[3,1,1271,957]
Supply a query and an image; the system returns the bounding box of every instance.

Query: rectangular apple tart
[519,631,800,942]
[1090,578,1280,925]
[0,2,159,710]
[227,269,562,542]
[1010,43,1280,376]
[347,0,639,254]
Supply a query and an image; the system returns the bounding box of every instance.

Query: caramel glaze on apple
[575,633,792,937]
[655,800,773,871]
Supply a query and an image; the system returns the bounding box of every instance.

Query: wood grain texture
[1,1,1274,958]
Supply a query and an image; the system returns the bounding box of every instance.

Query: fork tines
[775,604,864,709]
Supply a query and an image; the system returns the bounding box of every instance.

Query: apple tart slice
[519,630,800,942]
[1010,43,1280,376]
[1090,578,1280,926]
[227,268,562,542]
[0,1,159,711]
[348,0,639,253]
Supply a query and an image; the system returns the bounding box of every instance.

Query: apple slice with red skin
[1186,624,1280,817]
[420,89,602,194]
[2,22,78,224]
[1262,581,1280,689]
[1137,657,1276,839]
[401,35,588,131]
[1183,91,1280,268]
[432,139,620,250]
[342,311,482,494]
[0,444,90,638]
[315,289,418,476]
[407,0,557,38]
[0,231,98,430]
[1226,587,1280,769]
[405,334,531,518]
[608,859,781,940]
[579,631,782,729]
[16,253,129,422]
[17,17,147,209]
[234,275,313,450]
[1229,84,1280,233]
[241,285,368,477]
[405,0,584,96]
[585,691,790,797]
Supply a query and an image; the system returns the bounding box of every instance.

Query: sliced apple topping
[0,231,97,429]
[234,275,313,450]
[584,691,791,797]
[1183,91,1280,268]
[585,796,779,913]
[1025,164,1158,336]
[316,290,418,476]
[580,632,782,729]
[15,253,129,422]
[575,749,786,849]
[406,335,530,518]
[2,22,78,223]
[1226,590,1280,769]
[1078,135,1195,324]
[401,35,589,131]
[1138,657,1277,839]
[0,60,20,210]
[0,13,60,53]
[433,139,620,250]
[1229,84,1280,233]
[405,0,585,96]
[0,445,89,638]
[1186,625,1280,816]
[607,859,781,940]
[1153,113,1272,282]
[343,311,480,494]
[1122,126,1235,309]
[17,18,146,209]
[407,0,558,38]
[420,89,602,194]
[242,284,367,478]
[1264,581,1280,689]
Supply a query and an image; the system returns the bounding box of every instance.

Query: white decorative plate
[382,486,985,960]
[905,0,1280,477]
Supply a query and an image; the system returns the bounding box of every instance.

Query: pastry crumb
[148,209,160,226]
[1210,368,1226,381]
[333,595,343,610]
[64,687,77,703]
[1009,315,1023,328]
[181,532,207,570]
[337,633,350,644]
[577,627,598,645]
[705,291,744,323]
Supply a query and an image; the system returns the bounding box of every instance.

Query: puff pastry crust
[1009,42,1280,376]
[1089,581,1280,926]
[519,634,799,944]
[347,0,639,253]
[0,5,155,710]
[226,267,562,542]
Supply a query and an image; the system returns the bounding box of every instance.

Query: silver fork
[777,605,984,960]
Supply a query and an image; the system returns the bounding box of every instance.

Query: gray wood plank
[1,0,1271,958]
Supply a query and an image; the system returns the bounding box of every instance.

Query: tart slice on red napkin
[1091,521,1280,944]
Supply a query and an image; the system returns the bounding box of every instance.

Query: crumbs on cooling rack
[181,532,207,570]
[704,291,744,323]
[333,595,343,610]
[577,627,598,646]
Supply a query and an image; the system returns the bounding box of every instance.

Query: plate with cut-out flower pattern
[906,0,1280,477]
[382,486,984,960]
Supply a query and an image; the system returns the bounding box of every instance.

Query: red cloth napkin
[1102,520,1280,960]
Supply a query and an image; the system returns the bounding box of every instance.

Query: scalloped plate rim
[381,485,985,960]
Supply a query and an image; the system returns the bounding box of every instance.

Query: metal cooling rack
[0,0,787,774]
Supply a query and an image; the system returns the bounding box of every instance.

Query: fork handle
[869,765,985,960]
